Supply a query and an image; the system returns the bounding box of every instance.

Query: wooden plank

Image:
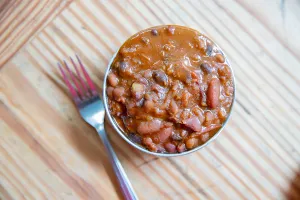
[0,0,300,199]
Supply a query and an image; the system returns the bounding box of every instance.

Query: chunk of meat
[157,127,173,142]
[207,78,220,109]
[137,119,162,135]
[182,116,202,131]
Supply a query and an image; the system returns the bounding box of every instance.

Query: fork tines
[58,55,98,104]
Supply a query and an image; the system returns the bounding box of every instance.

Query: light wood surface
[1,0,300,199]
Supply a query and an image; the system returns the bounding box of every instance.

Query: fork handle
[96,124,138,200]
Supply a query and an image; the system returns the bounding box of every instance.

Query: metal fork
[58,55,138,200]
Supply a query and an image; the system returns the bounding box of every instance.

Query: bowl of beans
[103,25,235,156]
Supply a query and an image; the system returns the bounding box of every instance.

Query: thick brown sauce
[107,25,234,153]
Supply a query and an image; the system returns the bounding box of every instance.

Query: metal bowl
[103,25,236,157]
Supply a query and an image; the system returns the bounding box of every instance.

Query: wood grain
[1,0,300,199]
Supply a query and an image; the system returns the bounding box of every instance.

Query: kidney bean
[164,142,177,153]
[137,119,162,135]
[177,143,186,153]
[182,116,202,131]
[185,138,198,149]
[153,70,168,86]
[200,63,213,74]
[131,82,145,100]
[158,127,173,142]
[207,78,220,109]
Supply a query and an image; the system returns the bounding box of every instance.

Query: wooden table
[1,0,300,199]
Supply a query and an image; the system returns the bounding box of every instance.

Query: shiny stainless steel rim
[103,25,236,157]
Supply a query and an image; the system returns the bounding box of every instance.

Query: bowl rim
[102,25,236,157]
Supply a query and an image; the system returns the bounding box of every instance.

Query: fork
[58,55,138,200]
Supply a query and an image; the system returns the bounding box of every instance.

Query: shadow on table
[285,168,300,200]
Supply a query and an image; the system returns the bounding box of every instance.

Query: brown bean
[218,65,231,78]
[141,37,150,45]
[177,143,186,153]
[113,87,125,101]
[205,111,214,122]
[201,133,210,142]
[143,137,153,146]
[164,143,176,153]
[167,26,175,35]
[207,78,220,109]
[215,54,225,63]
[151,29,158,36]
[144,100,154,113]
[182,116,202,131]
[185,138,198,149]
[158,127,173,142]
[192,107,205,124]
[200,63,213,74]
[153,107,167,118]
[172,132,182,141]
[168,100,178,115]
[118,61,132,77]
[218,107,227,119]
[107,73,119,87]
[182,90,191,107]
[137,119,162,135]
[131,82,145,100]
[106,86,114,99]
[225,86,234,96]
[179,130,188,138]
[173,66,192,84]
[153,70,168,86]
[206,43,213,56]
